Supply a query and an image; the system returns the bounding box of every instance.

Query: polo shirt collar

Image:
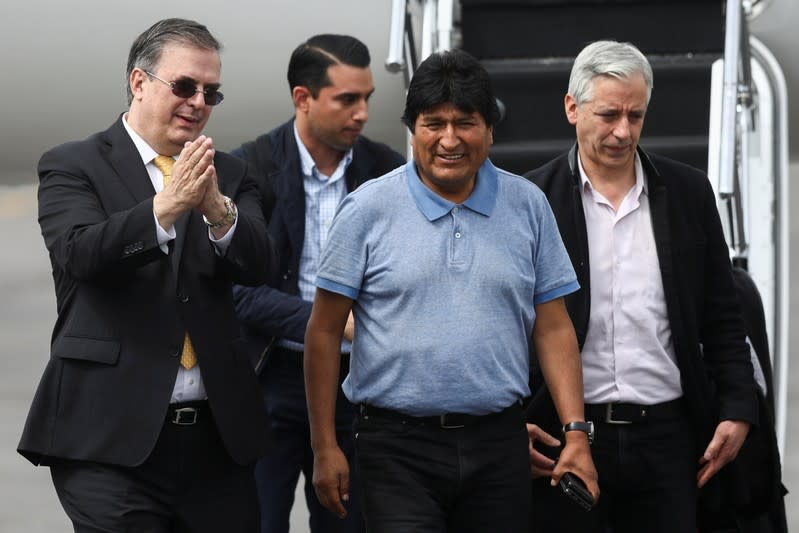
[406,159,498,221]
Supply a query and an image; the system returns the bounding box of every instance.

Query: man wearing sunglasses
[18,18,275,532]
[231,34,404,533]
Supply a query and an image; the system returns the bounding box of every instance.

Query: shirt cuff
[316,277,359,300]
[208,215,238,256]
[534,280,580,305]
[154,211,176,254]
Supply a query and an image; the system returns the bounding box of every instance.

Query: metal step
[461,0,724,58]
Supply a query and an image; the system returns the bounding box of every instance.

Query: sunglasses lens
[205,90,224,106]
[168,79,224,106]
[171,80,197,99]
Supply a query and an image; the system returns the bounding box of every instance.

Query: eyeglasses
[144,71,224,106]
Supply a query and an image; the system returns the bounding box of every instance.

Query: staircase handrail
[718,0,755,261]
[386,0,408,74]
[748,36,790,458]
[386,0,455,85]
[714,0,789,455]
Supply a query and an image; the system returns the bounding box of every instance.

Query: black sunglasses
[145,71,224,106]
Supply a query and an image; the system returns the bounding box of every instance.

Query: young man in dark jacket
[231,34,404,533]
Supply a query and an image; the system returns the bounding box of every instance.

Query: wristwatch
[562,421,594,444]
[203,195,237,229]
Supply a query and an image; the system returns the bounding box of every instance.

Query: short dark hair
[402,49,500,131]
[126,18,221,105]
[287,34,371,98]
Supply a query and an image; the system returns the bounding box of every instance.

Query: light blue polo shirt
[317,160,578,416]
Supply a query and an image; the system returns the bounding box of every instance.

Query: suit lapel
[642,148,687,362]
[649,181,672,275]
[274,129,306,266]
[642,148,673,279]
[565,145,591,345]
[103,118,155,204]
[566,145,590,264]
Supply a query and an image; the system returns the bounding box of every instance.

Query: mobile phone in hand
[558,472,595,511]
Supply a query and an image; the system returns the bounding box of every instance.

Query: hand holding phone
[558,471,595,511]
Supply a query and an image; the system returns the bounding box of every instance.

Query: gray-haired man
[525,40,758,532]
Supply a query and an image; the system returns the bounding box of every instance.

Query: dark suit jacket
[524,144,758,448]
[231,118,404,347]
[18,117,275,467]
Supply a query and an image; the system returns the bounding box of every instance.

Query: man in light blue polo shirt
[304,49,597,532]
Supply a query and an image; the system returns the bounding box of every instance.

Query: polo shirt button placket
[450,207,466,266]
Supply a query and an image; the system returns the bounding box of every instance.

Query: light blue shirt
[279,124,352,353]
[316,160,579,416]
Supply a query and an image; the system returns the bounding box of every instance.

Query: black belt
[358,401,521,429]
[166,400,208,426]
[585,398,686,425]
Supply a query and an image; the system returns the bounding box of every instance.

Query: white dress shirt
[122,114,238,402]
[578,153,683,405]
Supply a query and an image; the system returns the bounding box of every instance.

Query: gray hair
[125,18,221,105]
[568,40,653,106]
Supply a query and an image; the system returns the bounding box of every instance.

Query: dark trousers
[354,403,531,533]
[530,412,697,533]
[256,349,363,533]
[50,402,259,533]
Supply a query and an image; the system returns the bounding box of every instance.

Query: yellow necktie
[153,155,176,187]
[153,155,198,370]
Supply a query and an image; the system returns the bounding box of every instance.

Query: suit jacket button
[179,295,189,303]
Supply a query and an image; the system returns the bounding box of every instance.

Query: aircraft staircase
[459,0,724,175]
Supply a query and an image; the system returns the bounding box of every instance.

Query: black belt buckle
[605,403,634,425]
[439,414,465,429]
[171,406,199,425]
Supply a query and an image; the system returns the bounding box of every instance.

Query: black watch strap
[562,421,594,444]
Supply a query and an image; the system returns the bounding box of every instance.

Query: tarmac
[1,182,797,531]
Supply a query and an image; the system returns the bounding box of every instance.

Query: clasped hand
[154,135,227,229]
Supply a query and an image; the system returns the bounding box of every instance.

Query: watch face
[224,197,237,221]
[204,196,236,228]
